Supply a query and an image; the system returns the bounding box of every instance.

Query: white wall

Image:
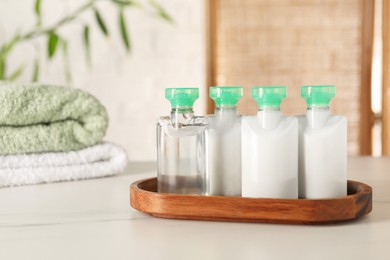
[0,0,207,161]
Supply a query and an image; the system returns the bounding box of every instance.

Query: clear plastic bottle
[298,85,347,199]
[241,86,298,198]
[157,88,207,194]
[205,86,243,196]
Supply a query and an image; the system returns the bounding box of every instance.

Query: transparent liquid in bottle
[157,114,207,194]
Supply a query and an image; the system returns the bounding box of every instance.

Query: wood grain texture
[130,178,372,225]
[359,0,375,155]
[383,0,390,155]
[206,0,218,115]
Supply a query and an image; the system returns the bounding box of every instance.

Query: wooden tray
[130,178,372,224]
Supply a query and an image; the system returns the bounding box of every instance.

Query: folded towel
[0,142,127,188]
[0,82,108,155]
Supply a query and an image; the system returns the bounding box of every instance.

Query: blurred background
[0,0,388,160]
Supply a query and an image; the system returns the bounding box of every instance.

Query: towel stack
[0,82,127,188]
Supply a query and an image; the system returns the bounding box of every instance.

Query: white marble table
[0,158,389,260]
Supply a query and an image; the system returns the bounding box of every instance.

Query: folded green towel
[0,82,108,155]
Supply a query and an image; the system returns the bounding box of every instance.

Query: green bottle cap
[252,86,286,108]
[165,88,199,109]
[301,85,335,106]
[209,86,243,107]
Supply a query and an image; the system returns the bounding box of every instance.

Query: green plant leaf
[94,8,109,37]
[0,33,21,59]
[112,0,141,7]
[83,25,92,67]
[47,31,59,59]
[35,0,42,26]
[8,64,25,81]
[0,58,5,80]
[61,40,72,83]
[148,0,173,23]
[119,8,131,52]
[32,58,40,82]
[35,0,41,16]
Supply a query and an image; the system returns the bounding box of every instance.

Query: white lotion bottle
[205,86,243,196]
[298,85,347,199]
[242,86,298,198]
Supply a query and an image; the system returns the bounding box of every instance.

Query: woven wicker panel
[212,0,363,154]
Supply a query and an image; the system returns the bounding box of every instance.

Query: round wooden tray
[130,178,372,224]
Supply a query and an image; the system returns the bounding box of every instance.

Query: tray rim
[130,177,372,224]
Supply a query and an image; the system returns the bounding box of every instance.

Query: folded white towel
[0,142,128,188]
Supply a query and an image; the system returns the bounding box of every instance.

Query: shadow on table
[120,162,156,176]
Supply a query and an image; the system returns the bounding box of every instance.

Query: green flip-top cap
[165,88,199,109]
[301,85,335,106]
[252,86,286,108]
[209,86,243,107]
